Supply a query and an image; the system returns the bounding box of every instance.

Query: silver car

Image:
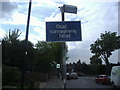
[70,72,78,79]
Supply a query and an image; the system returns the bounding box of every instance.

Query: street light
[59,4,77,89]
[59,4,77,14]
[59,4,77,21]
[21,0,32,90]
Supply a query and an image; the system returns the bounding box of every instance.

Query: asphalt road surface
[66,76,112,88]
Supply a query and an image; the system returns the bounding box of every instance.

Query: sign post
[59,5,78,90]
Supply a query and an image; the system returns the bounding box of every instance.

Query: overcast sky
[0,0,119,64]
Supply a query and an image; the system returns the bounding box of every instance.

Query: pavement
[2,75,64,89]
[39,76,64,89]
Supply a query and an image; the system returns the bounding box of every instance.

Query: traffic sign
[46,21,82,42]
[56,64,60,68]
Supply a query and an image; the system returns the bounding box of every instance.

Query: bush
[2,65,21,86]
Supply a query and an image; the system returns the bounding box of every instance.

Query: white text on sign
[49,24,77,38]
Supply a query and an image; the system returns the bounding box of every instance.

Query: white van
[111,66,120,87]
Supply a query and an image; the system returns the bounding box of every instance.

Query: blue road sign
[46,21,82,42]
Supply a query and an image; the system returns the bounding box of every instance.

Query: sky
[0,0,120,64]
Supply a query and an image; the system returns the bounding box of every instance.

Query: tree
[76,59,82,72]
[90,55,103,75]
[19,40,35,71]
[50,42,63,64]
[34,41,68,72]
[2,29,35,71]
[90,31,120,65]
[2,29,21,67]
[90,54,102,65]
[3,29,21,43]
[2,65,21,86]
[81,62,89,74]
[35,41,53,72]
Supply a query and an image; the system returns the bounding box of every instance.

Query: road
[66,76,112,88]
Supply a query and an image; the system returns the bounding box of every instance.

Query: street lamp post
[21,0,32,90]
[59,4,77,89]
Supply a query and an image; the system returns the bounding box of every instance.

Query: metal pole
[62,12,64,21]
[61,10,67,90]
[21,0,32,90]
[59,4,77,90]
[63,45,67,90]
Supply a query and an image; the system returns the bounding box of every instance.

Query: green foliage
[3,29,21,43]
[67,58,113,75]
[3,40,34,70]
[2,29,22,67]
[88,64,106,75]
[68,60,108,75]
[19,40,35,71]
[75,60,82,72]
[90,31,120,65]
[2,65,21,86]
[50,42,63,63]
[90,54,102,65]
[2,29,68,73]
[80,62,89,74]
[2,28,69,86]
[34,41,65,72]
[2,29,36,71]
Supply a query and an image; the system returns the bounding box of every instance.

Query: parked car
[70,72,78,79]
[95,75,110,84]
[110,66,120,88]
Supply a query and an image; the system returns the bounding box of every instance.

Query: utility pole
[21,0,32,90]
